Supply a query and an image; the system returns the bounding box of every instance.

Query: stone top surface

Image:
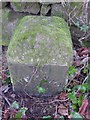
[7,16,73,66]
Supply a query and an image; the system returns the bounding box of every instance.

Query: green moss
[11,2,23,11]
[1,9,10,46]
[2,8,9,20]
[7,16,73,66]
[70,2,83,17]
[70,2,83,8]
[1,8,25,46]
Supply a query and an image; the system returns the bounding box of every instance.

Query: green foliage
[77,95,84,107]
[59,116,64,119]
[87,75,90,90]
[67,66,77,77]
[75,21,90,32]
[80,25,90,32]
[3,77,11,84]
[15,112,22,119]
[71,112,83,119]
[11,101,19,109]
[36,79,48,94]
[36,86,46,94]
[5,70,10,75]
[68,83,88,111]
[67,64,89,118]
[42,115,52,119]
[73,83,89,93]
[2,70,11,84]
[15,107,28,119]
[82,67,89,74]
[40,79,48,85]
[11,101,28,118]
[68,91,77,104]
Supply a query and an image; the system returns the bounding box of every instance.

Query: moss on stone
[1,8,25,46]
[7,16,73,66]
[11,2,40,14]
[11,2,24,11]
[1,8,10,46]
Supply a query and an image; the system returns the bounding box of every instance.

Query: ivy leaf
[72,104,78,111]
[87,76,90,90]
[11,101,19,109]
[80,25,89,32]
[42,115,52,119]
[19,107,28,115]
[3,77,11,84]
[36,86,46,94]
[15,107,28,119]
[40,79,48,84]
[77,95,84,107]
[68,92,77,104]
[71,112,83,119]
[15,112,22,119]
[5,70,10,75]
[82,68,88,74]
[59,116,64,119]
[75,21,80,27]
[67,66,77,76]
[80,84,88,93]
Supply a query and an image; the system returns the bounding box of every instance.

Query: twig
[54,105,58,118]
[23,62,41,98]
[0,93,11,107]
[49,98,69,104]
[78,32,90,42]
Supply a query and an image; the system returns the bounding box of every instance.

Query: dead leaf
[73,60,81,66]
[59,92,68,100]
[58,104,68,116]
[4,108,10,119]
[79,99,88,116]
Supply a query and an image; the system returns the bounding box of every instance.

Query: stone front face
[7,16,73,96]
[9,64,68,96]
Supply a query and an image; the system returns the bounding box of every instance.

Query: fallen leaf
[73,60,81,66]
[79,99,88,116]
[58,104,68,116]
[59,92,68,100]
[4,108,10,119]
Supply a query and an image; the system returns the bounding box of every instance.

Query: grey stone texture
[1,8,26,46]
[41,4,51,15]
[11,2,41,14]
[7,16,73,96]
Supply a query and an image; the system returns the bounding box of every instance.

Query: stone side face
[7,16,73,96]
[1,8,26,46]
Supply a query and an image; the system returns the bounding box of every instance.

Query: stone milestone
[7,16,73,96]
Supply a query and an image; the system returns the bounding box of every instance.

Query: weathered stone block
[0,8,2,46]
[11,2,40,14]
[0,2,2,9]
[41,4,51,16]
[51,2,84,24]
[1,8,25,46]
[51,4,65,18]
[0,46,1,55]
[7,16,73,96]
